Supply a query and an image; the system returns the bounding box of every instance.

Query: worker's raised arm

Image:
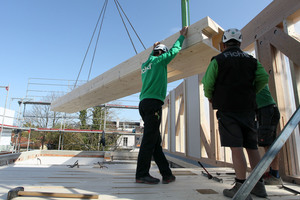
[157,26,189,65]
[180,26,188,37]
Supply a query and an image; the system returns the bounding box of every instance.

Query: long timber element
[51,16,222,113]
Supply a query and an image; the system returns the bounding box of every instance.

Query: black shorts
[256,104,280,146]
[217,110,258,149]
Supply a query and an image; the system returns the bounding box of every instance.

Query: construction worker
[202,28,269,199]
[136,26,188,184]
[256,84,282,185]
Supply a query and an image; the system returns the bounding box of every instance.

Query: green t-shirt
[256,85,276,109]
[139,35,185,102]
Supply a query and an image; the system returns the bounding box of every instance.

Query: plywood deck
[1,158,299,200]
[51,16,222,113]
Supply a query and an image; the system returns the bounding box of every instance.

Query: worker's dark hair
[153,50,160,56]
[153,50,167,56]
[225,39,241,47]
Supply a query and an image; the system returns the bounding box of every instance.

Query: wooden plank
[51,16,222,113]
[241,0,300,50]
[162,96,170,149]
[209,104,216,160]
[266,27,300,66]
[256,32,299,178]
[167,42,220,82]
[175,95,184,137]
[200,124,212,158]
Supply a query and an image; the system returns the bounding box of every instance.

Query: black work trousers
[136,98,172,178]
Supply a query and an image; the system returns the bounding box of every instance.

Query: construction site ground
[0,155,299,200]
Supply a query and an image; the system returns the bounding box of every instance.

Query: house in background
[113,119,143,150]
[0,107,15,152]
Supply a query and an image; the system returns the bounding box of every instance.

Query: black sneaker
[263,172,283,185]
[162,175,176,184]
[136,175,160,184]
[223,182,253,200]
[251,180,267,197]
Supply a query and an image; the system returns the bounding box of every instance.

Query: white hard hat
[154,44,169,52]
[222,28,242,43]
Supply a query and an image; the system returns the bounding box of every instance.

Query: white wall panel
[185,75,201,159]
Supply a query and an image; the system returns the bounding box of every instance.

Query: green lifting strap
[181,0,190,27]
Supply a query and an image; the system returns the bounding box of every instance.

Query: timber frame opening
[161,0,300,184]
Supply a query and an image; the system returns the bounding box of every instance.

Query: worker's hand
[180,26,188,37]
[153,41,160,49]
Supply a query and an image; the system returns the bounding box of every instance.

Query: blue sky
[0,0,276,122]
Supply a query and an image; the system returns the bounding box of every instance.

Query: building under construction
[0,0,300,199]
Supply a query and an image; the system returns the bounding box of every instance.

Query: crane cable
[74,0,146,88]
[87,0,108,81]
[114,0,146,53]
[74,0,108,88]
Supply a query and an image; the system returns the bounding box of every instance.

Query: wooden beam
[209,104,217,160]
[51,16,222,113]
[266,27,300,66]
[256,37,277,97]
[199,123,212,158]
[162,112,169,149]
[241,0,300,50]
[175,95,184,137]
[257,31,300,178]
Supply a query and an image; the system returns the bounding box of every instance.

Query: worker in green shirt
[256,84,282,185]
[202,28,269,199]
[136,26,188,184]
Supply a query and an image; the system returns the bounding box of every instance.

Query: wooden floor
[1,157,299,200]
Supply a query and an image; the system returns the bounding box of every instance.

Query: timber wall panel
[162,1,300,179]
[169,91,176,153]
[185,75,201,159]
[241,0,300,50]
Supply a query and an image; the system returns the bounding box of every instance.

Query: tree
[79,110,87,129]
[92,106,103,130]
[21,97,120,151]
[24,94,64,128]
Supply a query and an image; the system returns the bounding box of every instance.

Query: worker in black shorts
[202,28,269,199]
[256,84,282,185]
